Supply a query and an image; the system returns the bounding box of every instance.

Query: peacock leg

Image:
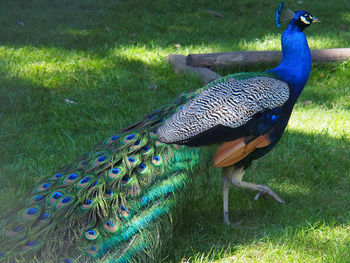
[222,165,284,225]
[222,166,233,225]
[227,166,285,203]
[222,165,243,225]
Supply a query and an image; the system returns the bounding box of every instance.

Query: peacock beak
[312,16,320,23]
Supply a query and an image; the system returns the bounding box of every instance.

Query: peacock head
[293,10,319,31]
[275,2,319,31]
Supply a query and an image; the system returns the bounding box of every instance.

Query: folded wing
[157,76,290,145]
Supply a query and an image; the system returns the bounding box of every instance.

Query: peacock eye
[300,15,311,25]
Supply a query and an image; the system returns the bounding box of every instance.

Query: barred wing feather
[158,76,289,144]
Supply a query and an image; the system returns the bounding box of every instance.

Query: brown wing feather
[214,135,270,167]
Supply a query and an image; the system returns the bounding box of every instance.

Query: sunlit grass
[186,223,350,263]
[289,107,350,139]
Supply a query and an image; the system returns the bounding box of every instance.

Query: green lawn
[1,0,350,262]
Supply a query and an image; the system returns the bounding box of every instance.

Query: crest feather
[275,2,295,28]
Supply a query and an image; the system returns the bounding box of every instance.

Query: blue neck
[269,19,311,105]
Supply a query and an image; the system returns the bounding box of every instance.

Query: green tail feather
[0,92,202,262]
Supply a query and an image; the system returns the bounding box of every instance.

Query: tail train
[0,91,202,263]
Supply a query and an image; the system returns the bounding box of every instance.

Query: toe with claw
[253,186,285,203]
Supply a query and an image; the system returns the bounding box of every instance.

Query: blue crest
[275,2,285,28]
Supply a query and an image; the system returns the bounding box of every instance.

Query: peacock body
[0,3,319,262]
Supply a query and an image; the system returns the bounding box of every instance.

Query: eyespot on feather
[36,212,50,226]
[107,166,126,181]
[62,172,80,185]
[84,229,100,241]
[105,134,120,144]
[75,159,87,169]
[119,205,130,218]
[88,179,101,190]
[55,195,75,209]
[126,155,141,168]
[19,207,40,221]
[148,131,158,139]
[52,172,64,181]
[152,155,163,166]
[130,137,147,151]
[121,133,139,145]
[140,145,154,156]
[80,199,95,211]
[76,176,92,190]
[20,240,42,254]
[176,105,184,112]
[103,219,119,233]
[35,182,52,192]
[121,175,131,185]
[104,189,115,199]
[86,244,100,256]
[5,224,25,238]
[89,154,111,169]
[137,163,148,175]
[39,213,50,220]
[48,191,64,205]
[29,194,45,204]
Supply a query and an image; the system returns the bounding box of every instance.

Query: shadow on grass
[1,0,349,113]
[0,0,349,54]
[167,129,350,261]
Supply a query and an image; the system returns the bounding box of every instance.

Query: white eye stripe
[300,16,311,24]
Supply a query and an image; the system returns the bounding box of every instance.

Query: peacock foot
[252,185,285,203]
[227,176,285,204]
[222,166,285,226]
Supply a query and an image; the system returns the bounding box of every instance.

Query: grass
[0,0,350,262]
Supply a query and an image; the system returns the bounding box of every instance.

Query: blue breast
[269,19,312,106]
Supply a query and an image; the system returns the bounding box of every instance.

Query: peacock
[159,3,319,225]
[0,3,318,262]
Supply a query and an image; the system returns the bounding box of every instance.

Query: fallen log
[186,48,350,68]
[165,54,221,84]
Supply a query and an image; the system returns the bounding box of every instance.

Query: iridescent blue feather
[275,2,285,28]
